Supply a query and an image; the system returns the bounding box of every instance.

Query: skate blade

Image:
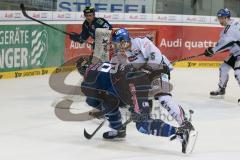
[210,95,225,99]
[103,137,126,142]
[185,130,198,154]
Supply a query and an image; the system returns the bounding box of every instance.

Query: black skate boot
[170,111,198,154]
[177,120,195,154]
[210,86,225,98]
[103,126,126,140]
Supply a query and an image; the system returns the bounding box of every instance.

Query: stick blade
[20,3,25,10]
[84,128,93,139]
[20,3,28,17]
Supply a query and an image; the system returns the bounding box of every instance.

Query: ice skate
[103,126,126,140]
[170,110,198,154]
[210,86,225,99]
[170,120,198,154]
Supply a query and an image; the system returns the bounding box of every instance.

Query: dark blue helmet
[217,8,231,18]
[83,6,95,14]
[112,28,130,43]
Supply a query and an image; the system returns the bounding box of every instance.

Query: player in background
[109,28,196,146]
[204,8,240,102]
[69,6,112,74]
[69,6,112,44]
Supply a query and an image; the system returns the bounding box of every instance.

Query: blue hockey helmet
[112,28,130,43]
[217,8,231,18]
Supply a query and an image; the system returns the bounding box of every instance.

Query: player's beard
[113,41,131,56]
[119,41,131,55]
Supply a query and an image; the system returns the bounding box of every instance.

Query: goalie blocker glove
[204,47,215,57]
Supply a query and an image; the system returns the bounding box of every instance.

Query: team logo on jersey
[127,49,140,62]
[133,49,142,55]
[128,55,138,62]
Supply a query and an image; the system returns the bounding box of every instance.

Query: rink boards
[0,21,227,79]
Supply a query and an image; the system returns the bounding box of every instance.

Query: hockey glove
[204,47,214,57]
[69,32,85,44]
[76,57,91,75]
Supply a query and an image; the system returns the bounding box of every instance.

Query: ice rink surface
[0,68,239,160]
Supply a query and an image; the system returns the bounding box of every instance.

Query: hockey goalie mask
[112,28,131,54]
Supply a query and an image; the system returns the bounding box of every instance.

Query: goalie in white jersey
[204,8,240,102]
[111,28,195,130]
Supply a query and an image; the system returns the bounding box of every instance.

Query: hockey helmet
[217,8,231,18]
[83,6,95,14]
[112,28,130,43]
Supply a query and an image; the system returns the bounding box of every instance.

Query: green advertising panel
[0,24,65,72]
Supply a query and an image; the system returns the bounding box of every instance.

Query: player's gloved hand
[89,110,104,119]
[69,32,85,43]
[76,57,91,75]
[119,63,136,73]
[204,47,214,57]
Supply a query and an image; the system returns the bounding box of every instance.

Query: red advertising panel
[64,24,93,62]
[65,24,227,62]
[114,24,227,62]
[158,25,227,61]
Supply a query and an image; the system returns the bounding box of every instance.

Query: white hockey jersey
[125,37,173,70]
[213,19,240,56]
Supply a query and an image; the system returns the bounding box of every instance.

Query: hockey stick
[20,3,94,55]
[171,53,205,64]
[84,119,107,139]
[83,83,139,139]
[20,3,71,36]
[83,116,132,140]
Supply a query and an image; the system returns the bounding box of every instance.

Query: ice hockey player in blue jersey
[78,57,197,154]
